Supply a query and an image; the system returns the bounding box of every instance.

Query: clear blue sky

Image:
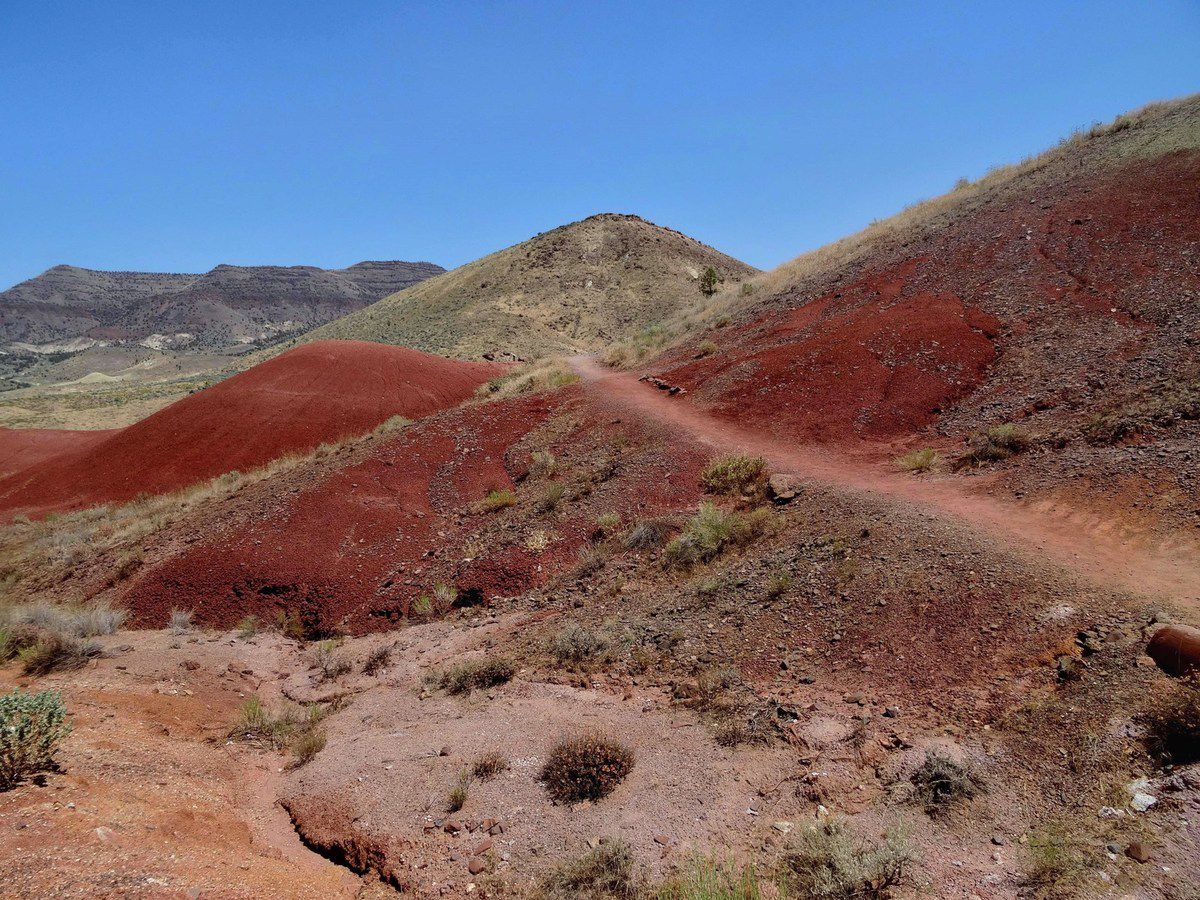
[1,1,1197,289]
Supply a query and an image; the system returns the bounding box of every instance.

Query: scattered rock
[1125,842,1151,863]
[768,474,802,503]
[468,858,487,875]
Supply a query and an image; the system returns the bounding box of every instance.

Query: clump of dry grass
[540,734,635,804]
[539,841,641,900]
[168,609,193,635]
[472,751,509,780]
[19,633,101,677]
[701,455,768,497]
[230,697,327,759]
[474,489,517,513]
[894,448,939,474]
[476,358,580,400]
[433,656,516,695]
[955,424,1032,468]
[448,770,471,812]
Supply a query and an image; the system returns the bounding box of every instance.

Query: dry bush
[956,424,1032,468]
[701,455,768,496]
[19,633,100,677]
[436,656,516,695]
[622,517,677,550]
[539,840,640,900]
[372,414,411,435]
[530,450,559,477]
[910,750,984,813]
[168,609,193,635]
[549,621,616,667]
[472,751,509,780]
[593,512,620,538]
[314,640,351,682]
[764,570,793,600]
[656,855,779,899]
[236,615,261,638]
[573,543,613,578]
[540,734,635,803]
[1023,824,1090,897]
[781,818,913,899]
[1,689,71,790]
[1142,679,1200,766]
[361,644,392,676]
[695,339,718,358]
[894,448,939,474]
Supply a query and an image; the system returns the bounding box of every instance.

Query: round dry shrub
[540,734,634,804]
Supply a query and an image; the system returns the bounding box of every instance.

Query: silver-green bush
[1,689,71,789]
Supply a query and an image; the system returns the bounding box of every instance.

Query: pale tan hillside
[303,213,756,360]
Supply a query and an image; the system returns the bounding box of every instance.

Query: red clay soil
[123,393,559,633]
[0,340,504,519]
[120,386,712,635]
[654,150,1200,451]
[0,426,112,478]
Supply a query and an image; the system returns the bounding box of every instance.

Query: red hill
[0,340,503,518]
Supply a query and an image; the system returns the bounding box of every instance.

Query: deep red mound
[0,341,503,518]
[122,393,560,634]
[0,427,113,479]
[661,260,1001,444]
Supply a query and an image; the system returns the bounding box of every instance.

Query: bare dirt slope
[0,340,503,519]
[303,214,756,360]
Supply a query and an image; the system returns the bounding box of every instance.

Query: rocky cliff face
[0,260,445,349]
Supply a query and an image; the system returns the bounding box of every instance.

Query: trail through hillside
[572,356,1200,613]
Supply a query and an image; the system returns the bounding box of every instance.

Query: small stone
[468,858,487,875]
[444,821,462,834]
[883,706,901,718]
[653,834,671,846]
[1130,792,1157,812]
[772,821,794,835]
[1125,842,1151,863]
[472,839,492,855]
[95,826,116,843]
[991,836,1005,846]
[439,746,452,757]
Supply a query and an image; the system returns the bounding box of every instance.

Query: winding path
[571,356,1200,612]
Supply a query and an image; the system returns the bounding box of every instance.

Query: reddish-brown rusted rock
[1147,625,1200,677]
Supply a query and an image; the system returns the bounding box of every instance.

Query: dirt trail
[572,356,1200,613]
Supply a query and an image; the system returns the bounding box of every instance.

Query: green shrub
[910,750,984,812]
[477,489,517,513]
[894,448,939,474]
[540,734,635,803]
[696,340,718,358]
[230,697,325,752]
[781,818,913,899]
[438,656,516,695]
[540,841,640,899]
[0,689,71,789]
[701,456,767,496]
[1023,825,1088,895]
[765,571,793,599]
[664,503,771,569]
